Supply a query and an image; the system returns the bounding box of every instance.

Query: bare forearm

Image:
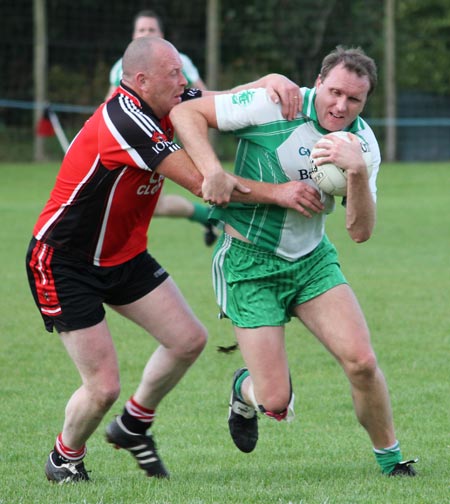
[170,100,251,205]
[231,177,279,204]
[155,150,203,198]
[345,174,376,242]
[231,177,325,217]
[170,99,221,178]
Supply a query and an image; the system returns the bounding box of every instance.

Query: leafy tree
[219,0,384,89]
[397,0,450,94]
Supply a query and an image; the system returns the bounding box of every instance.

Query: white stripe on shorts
[212,234,233,314]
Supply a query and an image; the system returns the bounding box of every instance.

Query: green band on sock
[189,203,210,225]
[374,441,402,474]
[235,370,250,401]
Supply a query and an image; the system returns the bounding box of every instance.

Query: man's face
[142,45,188,118]
[314,63,370,131]
[133,16,164,39]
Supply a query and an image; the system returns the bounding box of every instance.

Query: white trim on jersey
[118,95,181,154]
[305,87,316,118]
[93,167,128,266]
[35,155,101,241]
[119,93,166,136]
[102,104,148,170]
[104,95,180,170]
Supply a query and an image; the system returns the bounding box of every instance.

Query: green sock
[235,370,250,402]
[373,441,402,474]
[188,203,210,225]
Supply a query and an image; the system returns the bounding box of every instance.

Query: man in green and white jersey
[209,86,379,263]
[170,46,417,477]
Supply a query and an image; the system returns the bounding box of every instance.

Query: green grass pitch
[0,161,449,503]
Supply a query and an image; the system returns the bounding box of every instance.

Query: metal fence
[1,0,449,162]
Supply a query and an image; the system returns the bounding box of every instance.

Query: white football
[309,131,373,196]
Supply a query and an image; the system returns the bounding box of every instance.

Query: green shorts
[212,234,347,328]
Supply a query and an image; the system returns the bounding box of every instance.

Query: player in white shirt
[106,9,206,98]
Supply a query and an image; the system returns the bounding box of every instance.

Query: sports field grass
[0,161,449,503]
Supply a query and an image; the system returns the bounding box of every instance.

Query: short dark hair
[133,9,164,33]
[320,46,378,95]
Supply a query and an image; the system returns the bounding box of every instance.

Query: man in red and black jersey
[26,36,308,483]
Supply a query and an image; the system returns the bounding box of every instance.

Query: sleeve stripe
[103,102,148,169]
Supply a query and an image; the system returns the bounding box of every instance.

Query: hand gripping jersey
[33,84,201,266]
[212,87,381,261]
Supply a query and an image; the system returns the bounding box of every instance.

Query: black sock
[120,409,152,435]
[51,449,71,466]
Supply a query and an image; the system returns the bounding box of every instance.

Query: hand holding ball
[309,131,372,196]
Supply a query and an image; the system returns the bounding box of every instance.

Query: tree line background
[1,0,450,161]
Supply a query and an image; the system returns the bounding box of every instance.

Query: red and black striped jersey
[33,84,202,267]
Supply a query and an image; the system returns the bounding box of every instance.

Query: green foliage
[48,60,110,107]
[4,0,450,108]
[397,0,450,94]
[220,0,385,87]
[0,161,449,503]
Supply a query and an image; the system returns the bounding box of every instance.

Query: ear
[134,72,148,91]
[315,74,322,88]
[136,72,146,85]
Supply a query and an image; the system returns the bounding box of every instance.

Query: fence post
[206,0,220,151]
[384,0,397,161]
[33,0,48,161]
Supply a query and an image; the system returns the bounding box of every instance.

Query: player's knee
[345,351,378,383]
[174,324,208,362]
[89,381,121,412]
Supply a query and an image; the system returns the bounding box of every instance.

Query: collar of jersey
[117,82,156,117]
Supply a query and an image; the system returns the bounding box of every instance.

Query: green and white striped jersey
[213,87,380,261]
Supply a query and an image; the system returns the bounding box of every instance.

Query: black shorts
[26,238,169,333]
